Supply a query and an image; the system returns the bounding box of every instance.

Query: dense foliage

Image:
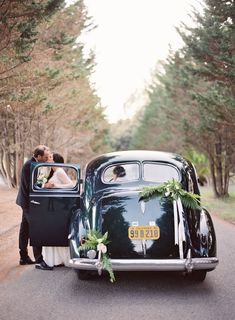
[131,0,235,197]
[0,0,64,79]
[0,1,110,187]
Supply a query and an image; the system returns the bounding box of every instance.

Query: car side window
[143,163,180,183]
[103,163,140,183]
[33,165,78,190]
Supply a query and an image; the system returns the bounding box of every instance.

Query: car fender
[199,208,217,257]
[69,207,88,259]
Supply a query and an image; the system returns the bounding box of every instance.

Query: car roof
[86,150,189,172]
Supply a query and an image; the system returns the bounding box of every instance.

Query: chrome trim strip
[69,257,219,272]
[29,194,81,198]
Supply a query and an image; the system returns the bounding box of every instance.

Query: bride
[43,153,73,268]
[44,153,73,189]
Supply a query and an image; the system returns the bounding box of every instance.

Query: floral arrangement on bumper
[79,230,115,283]
[139,179,201,209]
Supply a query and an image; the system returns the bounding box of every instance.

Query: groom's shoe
[35,260,53,271]
[19,256,35,265]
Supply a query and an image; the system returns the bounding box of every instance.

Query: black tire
[190,270,207,282]
[75,270,91,280]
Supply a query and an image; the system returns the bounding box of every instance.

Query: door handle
[68,231,74,239]
[30,200,40,205]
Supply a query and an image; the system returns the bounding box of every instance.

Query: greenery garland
[139,179,201,209]
[79,230,115,283]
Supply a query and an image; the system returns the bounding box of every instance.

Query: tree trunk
[209,140,230,198]
[209,157,219,197]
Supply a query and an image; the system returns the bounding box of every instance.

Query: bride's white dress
[43,168,73,267]
[42,246,70,267]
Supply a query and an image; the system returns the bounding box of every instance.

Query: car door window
[33,164,78,190]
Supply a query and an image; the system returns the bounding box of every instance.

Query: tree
[130,56,187,153]
[0,1,110,187]
[177,0,235,197]
[0,0,64,80]
[109,118,135,151]
[0,0,65,187]
[131,0,235,197]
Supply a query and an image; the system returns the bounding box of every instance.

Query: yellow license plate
[128,226,160,240]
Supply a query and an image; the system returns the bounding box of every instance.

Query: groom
[16,145,53,270]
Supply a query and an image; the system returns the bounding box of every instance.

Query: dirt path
[0,186,34,282]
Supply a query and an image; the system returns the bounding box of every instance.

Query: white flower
[97,243,107,253]
[165,188,171,197]
[38,174,48,183]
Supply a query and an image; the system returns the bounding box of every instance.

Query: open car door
[29,162,81,247]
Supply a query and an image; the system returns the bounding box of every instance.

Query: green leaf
[78,230,114,282]
[78,242,96,251]
[139,179,201,210]
[102,254,115,283]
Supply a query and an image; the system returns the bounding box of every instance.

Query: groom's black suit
[16,157,42,262]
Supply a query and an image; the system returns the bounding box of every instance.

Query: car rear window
[143,163,180,183]
[103,163,140,183]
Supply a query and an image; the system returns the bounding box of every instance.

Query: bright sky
[79,0,202,123]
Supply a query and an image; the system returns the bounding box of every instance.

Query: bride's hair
[53,153,64,163]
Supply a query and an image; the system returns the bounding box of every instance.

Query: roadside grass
[200,185,235,224]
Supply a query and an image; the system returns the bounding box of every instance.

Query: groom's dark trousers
[19,208,42,262]
[17,157,42,262]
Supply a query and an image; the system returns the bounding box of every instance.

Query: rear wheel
[190,270,207,282]
[75,270,91,280]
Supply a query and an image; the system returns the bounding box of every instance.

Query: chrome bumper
[69,256,218,272]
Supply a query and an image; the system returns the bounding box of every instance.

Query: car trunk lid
[100,190,177,259]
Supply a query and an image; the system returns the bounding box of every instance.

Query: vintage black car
[29,150,218,282]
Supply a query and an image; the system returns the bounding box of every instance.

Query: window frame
[142,161,181,183]
[31,163,80,194]
[102,162,141,184]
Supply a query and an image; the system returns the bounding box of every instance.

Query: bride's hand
[44,181,55,188]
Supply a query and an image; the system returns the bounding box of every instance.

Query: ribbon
[173,200,179,245]
[173,198,186,259]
